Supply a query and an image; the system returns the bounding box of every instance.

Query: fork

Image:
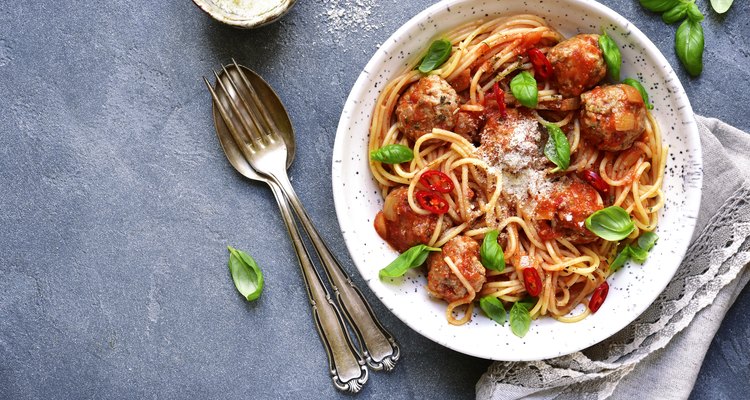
[205,67,368,393]
[207,61,400,372]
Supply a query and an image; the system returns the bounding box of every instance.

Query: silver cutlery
[205,61,399,392]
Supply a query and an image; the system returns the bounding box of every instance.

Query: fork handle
[267,181,368,392]
[272,173,400,371]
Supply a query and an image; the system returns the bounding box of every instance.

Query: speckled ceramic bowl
[332,0,702,361]
[192,0,295,28]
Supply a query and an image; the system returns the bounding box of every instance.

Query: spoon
[207,64,367,392]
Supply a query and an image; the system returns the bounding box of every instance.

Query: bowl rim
[332,0,702,360]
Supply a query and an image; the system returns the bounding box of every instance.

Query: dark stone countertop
[0,1,747,399]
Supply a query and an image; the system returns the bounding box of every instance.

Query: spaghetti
[369,15,666,327]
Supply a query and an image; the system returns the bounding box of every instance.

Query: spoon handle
[272,173,400,371]
[267,181,368,392]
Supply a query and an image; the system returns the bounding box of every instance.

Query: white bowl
[192,0,296,28]
[332,0,702,361]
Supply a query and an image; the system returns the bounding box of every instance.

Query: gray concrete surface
[0,1,747,399]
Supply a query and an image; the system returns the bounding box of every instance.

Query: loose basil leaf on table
[662,2,689,24]
[638,231,659,251]
[639,0,681,12]
[510,71,538,108]
[710,0,734,14]
[227,246,264,301]
[623,78,654,110]
[675,19,704,77]
[599,31,622,82]
[480,229,505,272]
[370,144,414,164]
[418,39,452,73]
[585,206,635,241]
[379,244,441,279]
[543,123,571,171]
[509,301,532,338]
[479,296,507,325]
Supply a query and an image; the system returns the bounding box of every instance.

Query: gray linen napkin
[476,115,750,400]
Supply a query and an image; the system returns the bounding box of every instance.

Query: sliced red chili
[419,170,454,193]
[588,281,609,313]
[527,48,553,80]
[415,190,449,214]
[483,82,507,117]
[522,268,542,297]
[579,170,610,195]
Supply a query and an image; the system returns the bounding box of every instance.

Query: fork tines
[203,60,280,153]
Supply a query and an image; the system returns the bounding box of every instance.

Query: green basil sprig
[710,0,734,14]
[510,71,538,108]
[686,2,705,22]
[480,230,505,272]
[479,296,507,325]
[662,2,690,23]
[638,231,659,251]
[227,246,264,301]
[623,78,654,110]
[543,124,571,172]
[639,0,680,12]
[379,244,440,279]
[675,19,704,77]
[418,39,452,73]
[610,232,659,271]
[585,206,635,241]
[598,31,622,82]
[509,300,532,338]
[370,144,414,164]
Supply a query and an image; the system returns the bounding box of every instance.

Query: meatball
[453,110,484,142]
[547,34,606,97]
[374,187,438,253]
[478,108,548,172]
[535,177,603,244]
[427,236,486,303]
[395,75,460,141]
[580,84,647,151]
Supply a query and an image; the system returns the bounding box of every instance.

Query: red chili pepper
[588,281,609,313]
[527,48,553,80]
[522,268,542,297]
[419,170,454,194]
[579,170,610,195]
[416,190,449,214]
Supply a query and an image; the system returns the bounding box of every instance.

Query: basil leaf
[479,296,507,325]
[585,206,635,241]
[598,31,622,82]
[662,2,689,24]
[227,246,264,301]
[623,78,654,110]
[379,244,441,278]
[509,301,532,338]
[543,123,571,171]
[638,232,659,251]
[687,2,705,22]
[510,71,538,108]
[629,245,649,263]
[610,246,632,272]
[480,229,505,272]
[370,144,414,164]
[418,39,452,73]
[639,0,681,12]
[516,297,537,310]
[675,19,704,77]
[710,0,734,14]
